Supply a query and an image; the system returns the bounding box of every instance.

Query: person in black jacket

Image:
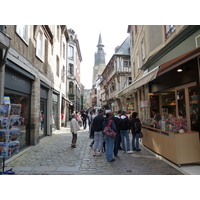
[130,112,141,151]
[92,109,105,156]
[119,111,132,153]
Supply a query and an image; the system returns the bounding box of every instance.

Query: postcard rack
[0,104,21,175]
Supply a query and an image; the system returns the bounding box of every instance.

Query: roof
[115,36,130,56]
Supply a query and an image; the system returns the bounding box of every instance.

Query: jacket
[119,115,130,130]
[70,118,80,134]
[92,114,105,132]
[130,117,141,134]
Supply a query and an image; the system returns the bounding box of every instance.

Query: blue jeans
[132,133,140,150]
[104,135,115,161]
[113,133,120,156]
[120,130,130,152]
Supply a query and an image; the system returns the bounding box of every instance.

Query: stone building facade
[0,25,70,150]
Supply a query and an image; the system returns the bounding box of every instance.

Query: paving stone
[4,127,184,175]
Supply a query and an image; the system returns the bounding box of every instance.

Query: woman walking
[70,113,80,148]
[130,112,141,151]
[103,112,117,162]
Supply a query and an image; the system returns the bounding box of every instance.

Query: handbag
[139,131,143,138]
[103,120,116,138]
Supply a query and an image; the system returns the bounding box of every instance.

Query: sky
[67,24,129,89]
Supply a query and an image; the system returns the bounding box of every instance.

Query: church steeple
[92,33,106,87]
[94,33,106,66]
[97,33,104,47]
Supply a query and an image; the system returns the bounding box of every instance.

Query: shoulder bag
[103,120,116,138]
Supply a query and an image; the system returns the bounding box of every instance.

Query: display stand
[0,103,21,175]
[0,157,15,175]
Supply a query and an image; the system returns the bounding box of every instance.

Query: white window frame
[36,28,45,61]
[16,25,29,44]
[69,45,74,59]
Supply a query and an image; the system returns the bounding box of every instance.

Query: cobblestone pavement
[4,127,184,175]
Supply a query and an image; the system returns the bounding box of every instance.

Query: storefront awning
[158,46,200,76]
[116,66,159,97]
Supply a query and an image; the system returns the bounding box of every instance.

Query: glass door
[39,99,47,138]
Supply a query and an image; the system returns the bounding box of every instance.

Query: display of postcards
[9,117,21,129]
[0,104,9,117]
[0,117,9,129]
[9,129,20,142]
[0,143,7,157]
[0,130,7,142]
[8,141,20,156]
[10,104,21,116]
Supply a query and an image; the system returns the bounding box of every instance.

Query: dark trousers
[71,132,77,145]
[114,133,120,156]
[83,119,87,129]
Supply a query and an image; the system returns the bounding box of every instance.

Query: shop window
[161,90,176,117]
[176,89,186,118]
[189,86,199,131]
[4,91,30,149]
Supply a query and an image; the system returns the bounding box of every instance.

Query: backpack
[103,120,116,138]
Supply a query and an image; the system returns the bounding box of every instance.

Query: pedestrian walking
[103,112,117,162]
[81,109,88,129]
[92,109,105,156]
[130,112,142,151]
[88,110,95,147]
[111,111,121,157]
[70,113,80,148]
[119,111,133,153]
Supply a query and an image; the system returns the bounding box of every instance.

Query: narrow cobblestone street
[3,126,184,175]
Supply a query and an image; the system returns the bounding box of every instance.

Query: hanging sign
[3,96,11,105]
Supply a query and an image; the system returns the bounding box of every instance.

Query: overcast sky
[67,24,129,89]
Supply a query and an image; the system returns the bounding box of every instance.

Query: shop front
[4,60,35,149]
[142,50,200,165]
[52,91,59,132]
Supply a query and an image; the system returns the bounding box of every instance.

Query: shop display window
[144,83,198,132]
[189,86,199,131]
[4,90,30,148]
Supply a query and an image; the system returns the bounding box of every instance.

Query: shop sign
[3,96,10,104]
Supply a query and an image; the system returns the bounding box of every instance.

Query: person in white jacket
[70,114,80,148]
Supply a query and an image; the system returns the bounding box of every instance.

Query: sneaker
[96,152,102,157]
[136,149,141,151]
[127,151,134,154]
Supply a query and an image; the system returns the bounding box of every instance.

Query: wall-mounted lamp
[177,68,182,72]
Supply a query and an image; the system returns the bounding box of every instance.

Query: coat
[70,118,80,134]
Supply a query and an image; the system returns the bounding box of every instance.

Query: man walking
[92,109,105,156]
[119,111,132,153]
